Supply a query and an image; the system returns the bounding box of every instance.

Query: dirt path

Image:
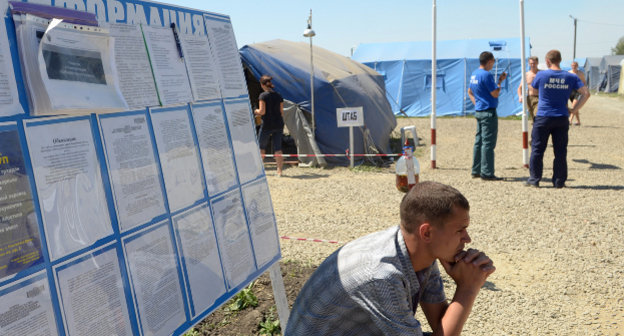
[196,94,624,335]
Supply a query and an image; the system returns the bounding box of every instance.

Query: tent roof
[352,37,531,62]
[243,39,378,83]
[601,55,624,66]
[585,57,602,67]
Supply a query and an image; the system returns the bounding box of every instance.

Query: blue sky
[175,0,624,61]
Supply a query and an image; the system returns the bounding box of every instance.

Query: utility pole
[569,15,577,59]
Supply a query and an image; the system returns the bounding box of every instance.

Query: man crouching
[286,181,495,336]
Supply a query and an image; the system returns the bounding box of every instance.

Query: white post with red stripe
[430,0,437,169]
[520,0,529,167]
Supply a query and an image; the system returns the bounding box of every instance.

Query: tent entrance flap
[283,100,326,167]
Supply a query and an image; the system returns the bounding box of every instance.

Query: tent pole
[520,0,529,168]
[430,0,437,169]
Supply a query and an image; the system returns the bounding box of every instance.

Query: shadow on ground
[572,159,621,170]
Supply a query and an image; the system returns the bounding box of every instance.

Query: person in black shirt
[254,75,285,176]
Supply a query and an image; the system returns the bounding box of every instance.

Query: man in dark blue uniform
[527,50,589,188]
[467,51,507,181]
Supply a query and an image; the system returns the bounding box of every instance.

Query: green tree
[611,36,624,55]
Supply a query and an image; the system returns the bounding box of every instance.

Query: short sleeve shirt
[469,68,499,111]
[531,69,584,117]
[285,226,446,336]
[259,90,284,129]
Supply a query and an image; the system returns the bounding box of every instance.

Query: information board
[0,1,282,335]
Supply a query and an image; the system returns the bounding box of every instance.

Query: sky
[173,0,624,62]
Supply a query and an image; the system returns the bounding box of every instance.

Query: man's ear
[419,222,433,242]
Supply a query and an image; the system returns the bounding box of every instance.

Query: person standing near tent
[517,56,540,121]
[526,50,589,188]
[285,181,495,336]
[254,75,285,176]
[467,51,507,181]
[568,61,588,126]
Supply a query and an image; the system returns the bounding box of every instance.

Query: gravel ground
[266,94,624,335]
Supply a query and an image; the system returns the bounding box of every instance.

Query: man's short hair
[571,61,578,66]
[545,50,562,65]
[529,56,539,63]
[400,181,470,232]
[479,51,494,66]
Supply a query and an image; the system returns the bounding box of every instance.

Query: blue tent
[352,38,531,117]
[240,39,397,163]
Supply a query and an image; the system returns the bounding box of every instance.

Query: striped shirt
[286,226,446,335]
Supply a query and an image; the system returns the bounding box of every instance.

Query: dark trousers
[528,116,569,187]
[472,109,498,177]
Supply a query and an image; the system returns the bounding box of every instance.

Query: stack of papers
[13,14,128,115]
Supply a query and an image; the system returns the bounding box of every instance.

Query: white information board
[0,1,281,335]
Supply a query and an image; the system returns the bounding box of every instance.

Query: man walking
[526,50,589,188]
[468,51,507,181]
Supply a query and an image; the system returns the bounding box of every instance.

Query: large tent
[351,38,531,117]
[240,39,397,164]
[584,57,602,91]
[598,55,624,93]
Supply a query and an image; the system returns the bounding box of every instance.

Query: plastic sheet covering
[282,100,326,167]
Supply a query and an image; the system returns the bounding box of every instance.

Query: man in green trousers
[467,51,507,181]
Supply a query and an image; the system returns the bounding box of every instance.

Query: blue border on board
[0,270,63,334]
[14,121,66,335]
[222,97,266,184]
[171,202,228,318]
[121,219,190,336]
[240,177,283,268]
[2,13,27,117]
[149,104,207,214]
[209,188,259,290]
[189,100,239,198]
[97,109,169,234]
[23,116,117,266]
[52,242,139,335]
[0,122,45,287]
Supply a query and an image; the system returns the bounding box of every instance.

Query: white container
[395,147,420,192]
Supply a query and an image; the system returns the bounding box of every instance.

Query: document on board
[0,272,58,335]
[150,107,204,212]
[211,190,255,289]
[99,113,166,231]
[0,125,43,280]
[0,1,24,117]
[202,16,247,98]
[124,223,185,336]
[37,20,128,114]
[224,101,263,183]
[109,23,160,109]
[173,204,225,316]
[242,179,280,269]
[191,103,237,195]
[141,24,193,106]
[24,118,112,261]
[179,33,221,101]
[55,246,132,336]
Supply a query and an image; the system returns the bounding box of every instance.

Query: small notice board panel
[336,106,364,128]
